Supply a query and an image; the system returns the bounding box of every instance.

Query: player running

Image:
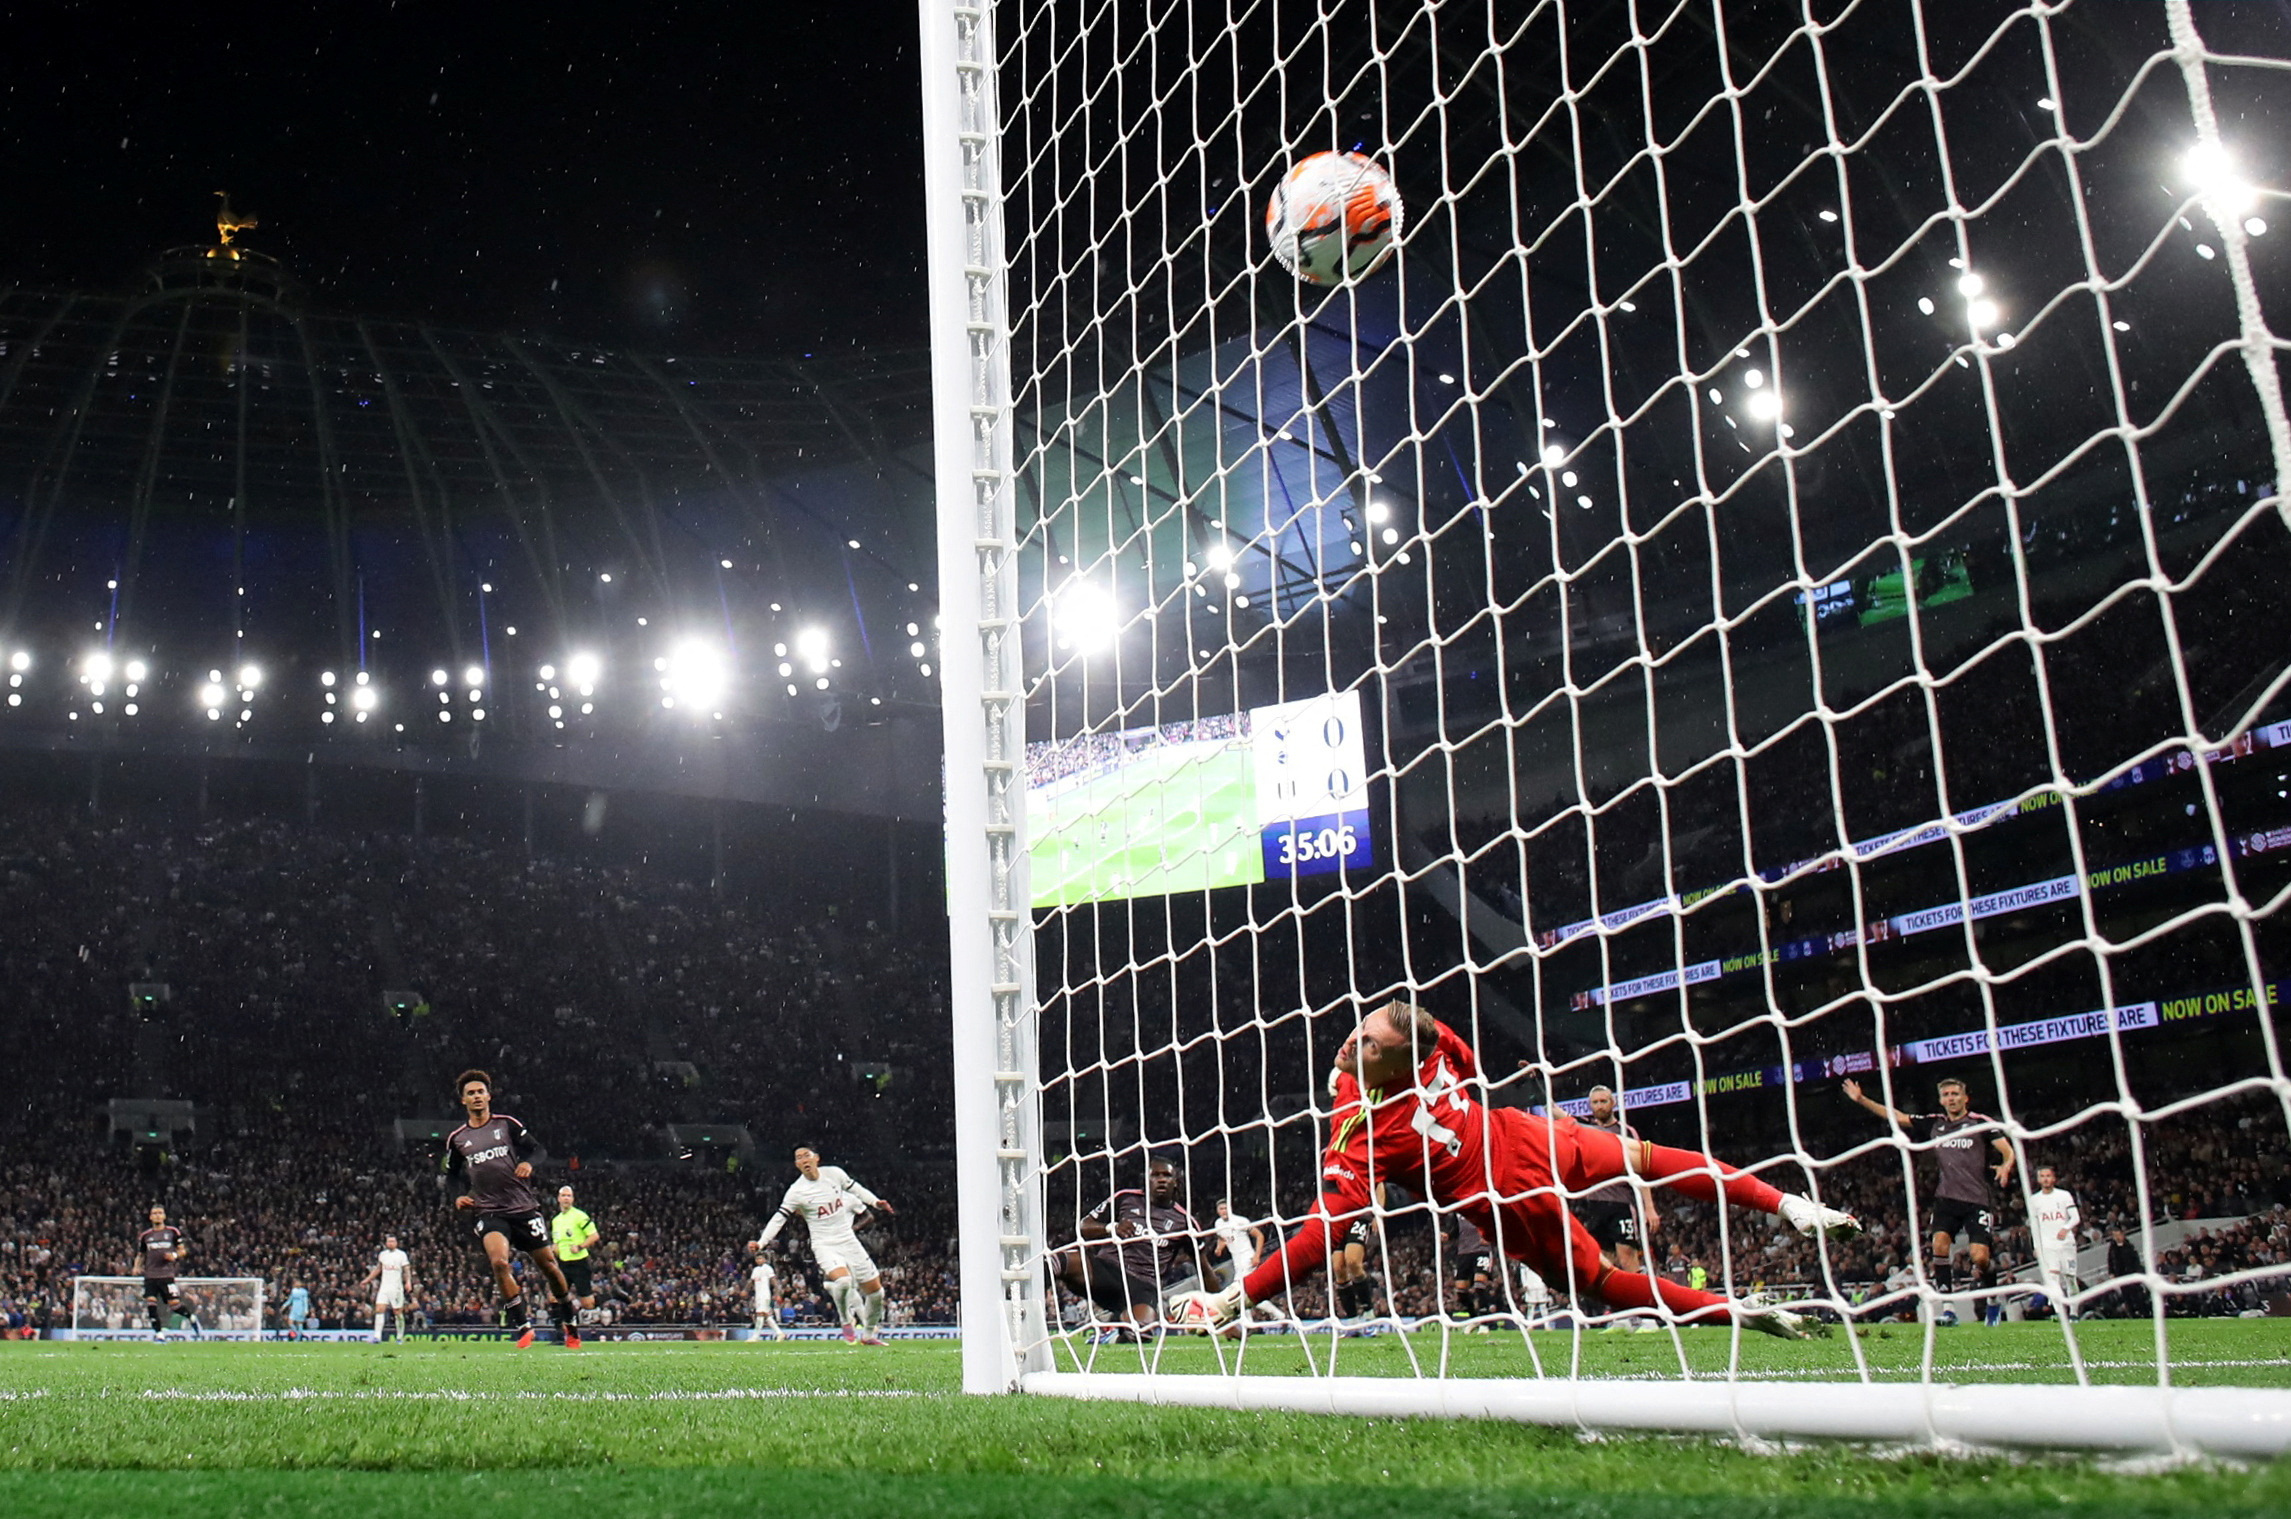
[2028,1166,2084,1305]
[1211,1200,1264,1288]
[551,1185,602,1320]
[752,1146,896,1346]
[750,1254,787,1341]
[1844,1075,2015,1306]
[443,1069,578,1349]
[136,1205,191,1340]
[1175,1002,1857,1337]
[356,1235,414,1341]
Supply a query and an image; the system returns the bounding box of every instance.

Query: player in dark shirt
[1845,1074,2015,1299]
[135,1204,189,1338]
[442,1069,577,1348]
[1051,1158,1205,1336]
[1576,1086,1657,1274]
[1446,1212,1496,1325]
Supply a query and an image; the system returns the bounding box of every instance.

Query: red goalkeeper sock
[1635,1145,1784,1213]
[1596,1270,1732,1324]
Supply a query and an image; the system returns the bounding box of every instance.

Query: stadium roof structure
[0,233,947,816]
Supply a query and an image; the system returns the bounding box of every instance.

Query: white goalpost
[924,0,2291,1454]
[70,1277,267,1340]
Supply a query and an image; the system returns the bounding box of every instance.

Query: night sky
[1,3,927,357]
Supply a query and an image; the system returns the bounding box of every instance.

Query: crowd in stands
[0,786,2282,1342]
[0,789,958,1333]
[0,1104,957,1334]
[0,801,952,1161]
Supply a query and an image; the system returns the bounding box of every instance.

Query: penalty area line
[131,1387,926,1402]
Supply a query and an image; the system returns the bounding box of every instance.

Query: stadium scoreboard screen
[1026,690,1373,907]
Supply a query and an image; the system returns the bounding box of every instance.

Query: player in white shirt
[356,1235,414,1342]
[749,1257,787,1342]
[752,1146,897,1345]
[1211,1200,1264,1284]
[1517,1262,1555,1328]
[2028,1166,2084,1305]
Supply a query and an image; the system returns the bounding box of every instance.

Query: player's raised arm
[1841,1077,1915,1129]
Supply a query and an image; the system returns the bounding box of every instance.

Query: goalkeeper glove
[1170,1282,1247,1331]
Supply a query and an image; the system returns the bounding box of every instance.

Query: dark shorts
[471,1209,553,1254]
[1930,1197,1994,1248]
[1339,1218,1375,1251]
[560,1256,594,1296]
[1071,1252,1166,1317]
[1574,1200,1640,1252]
[1465,1251,1493,1281]
[141,1277,177,1304]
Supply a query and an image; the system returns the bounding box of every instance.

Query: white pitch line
[130,1387,925,1402]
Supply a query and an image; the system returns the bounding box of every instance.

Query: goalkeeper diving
[1172,1002,1860,1338]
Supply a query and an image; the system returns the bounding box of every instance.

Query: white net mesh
[931,0,2291,1449]
[71,1277,266,1339]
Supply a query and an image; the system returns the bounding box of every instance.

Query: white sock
[828,1277,858,1325]
[859,1287,883,1334]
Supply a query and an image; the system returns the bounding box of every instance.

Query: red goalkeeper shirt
[1245,1019,1558,1301]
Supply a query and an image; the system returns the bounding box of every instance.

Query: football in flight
[1264,150,1404,286]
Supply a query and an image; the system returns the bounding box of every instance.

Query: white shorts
[812,1237,879,1281]
[375,1285,406,1309]
[2039,1255,2080,1282]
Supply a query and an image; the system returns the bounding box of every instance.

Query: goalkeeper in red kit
[1173,1002,1860,1337]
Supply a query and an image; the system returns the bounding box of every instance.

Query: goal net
[71,1277,267,1340]
[922,0,2291,1456]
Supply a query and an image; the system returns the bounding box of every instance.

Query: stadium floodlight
[1745,390,1783,421]
[565,651,602,692]
[1539,443,1564,466]
[538,663,557,681]
[430,668,449,686]
[125,659,148,682]
[463,664,485,689]
[661,638,730,710]
[8,651,28,672]
[1204,541,1234,573]
[1052,580,1119,653]
[83,652,113,683]
[238,664,262,690]
[198,682,225,709]
[321,670,337,688]
[794,626,831,673]
[2184,140,2258,218]
[350,686,377,712]
[1967,297,2001,329]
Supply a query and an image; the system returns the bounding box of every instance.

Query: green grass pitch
[1030,739,1259,906]
[3,1323,2286,1517]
